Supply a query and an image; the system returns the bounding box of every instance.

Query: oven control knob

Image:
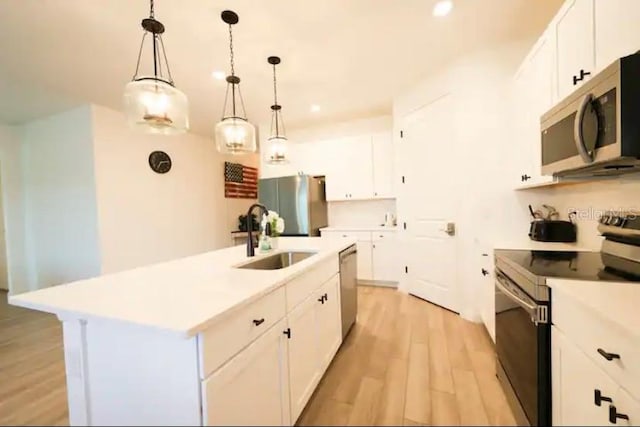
[600,215,609,224]
[611,216,622,226]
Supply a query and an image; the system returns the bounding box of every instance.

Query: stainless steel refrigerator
[258,175,328,236]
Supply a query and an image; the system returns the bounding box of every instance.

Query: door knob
[597,348,621,361]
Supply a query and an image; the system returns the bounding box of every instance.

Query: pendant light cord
[150,0,155,18]
[273,63,280,135]
[228,25,235,77]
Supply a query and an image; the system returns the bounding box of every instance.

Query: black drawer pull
[283,328,291,339]
[252,318,265,326]
[609,405,630,424]
[595,389,612,406]
[323,293,328,301]
[318,296,325,304]
[597,348,621,361]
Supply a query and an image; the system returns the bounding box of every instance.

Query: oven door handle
[574,93,596,164]
[495,273,537,313]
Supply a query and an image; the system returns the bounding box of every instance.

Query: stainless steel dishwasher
[339,245,357,338]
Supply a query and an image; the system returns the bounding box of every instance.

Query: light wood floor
[0,287,515,426]
[297,286,517,426]
[0,290,68,426]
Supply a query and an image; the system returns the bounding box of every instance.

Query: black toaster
[529,220,577,243]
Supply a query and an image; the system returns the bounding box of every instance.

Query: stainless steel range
[494,211,640,426]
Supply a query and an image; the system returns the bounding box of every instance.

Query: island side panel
[61,319,92,426]
[83,320,202,426]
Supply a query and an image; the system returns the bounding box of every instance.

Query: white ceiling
[0,0,562,136]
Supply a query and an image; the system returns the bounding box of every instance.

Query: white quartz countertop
[320,225,397,232]
[547,278,640,336]
[9,237,355,338]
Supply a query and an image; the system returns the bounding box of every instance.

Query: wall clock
[148,151,172,174]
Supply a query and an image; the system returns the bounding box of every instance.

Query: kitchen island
[10,237,356,426]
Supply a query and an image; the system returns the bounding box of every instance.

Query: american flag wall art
[224,162,258,199]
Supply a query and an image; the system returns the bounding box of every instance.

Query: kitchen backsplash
[328,199,397,227]
[528,177,640,250]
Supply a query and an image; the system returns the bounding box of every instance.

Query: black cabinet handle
[481,268,489,276]
[573,69,592,86]
[323,293,328,301]
[573,74,579,86]
[252,318,265,326]
[597,348,621,361]
[609,405,630,424]
[521,174,531,182]
[595,389,613,406]
[318,296,325,304]
[283,328,291,339]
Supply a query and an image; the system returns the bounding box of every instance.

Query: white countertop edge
[9,238,357,338]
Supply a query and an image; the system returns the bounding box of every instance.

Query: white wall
[21,106,102,289]
[92,105,259,274]
[0,124,30,294]
[393,41,535,321]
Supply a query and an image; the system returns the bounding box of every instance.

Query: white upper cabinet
[594,0,640,70]
[555,0,595,100]
[325,135,375,201]
[371,132,394,199]
[512,30,555,187]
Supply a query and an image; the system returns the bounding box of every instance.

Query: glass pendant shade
[215,11,256,154]
[124,0,189,135]
[215,117,257,154]
[264,135,289,164]
[124,78,189,135]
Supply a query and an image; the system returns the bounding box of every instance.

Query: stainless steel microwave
[540,53,640,177]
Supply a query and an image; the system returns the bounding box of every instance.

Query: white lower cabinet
[287,293,322,421]
[316,276,342,372]
[552,326,618,426]
[320,229,399,283]
[357,241,373,281]
[199,263,342,426]
[288,274,342,422]
[203,318,290,426]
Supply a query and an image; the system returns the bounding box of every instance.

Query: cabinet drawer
[286,257,339,311]
[199,287,286,378]
[553,288,640,399]
[371,231,396,241]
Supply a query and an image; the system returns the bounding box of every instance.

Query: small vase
[259,234,273,253]
[270,236,279,250]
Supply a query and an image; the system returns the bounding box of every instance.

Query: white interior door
[399,94,458,312]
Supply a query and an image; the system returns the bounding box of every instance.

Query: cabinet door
[612,387,640,426]
[372,132,394,199]
[372,239,398,282]
[325,136,374,201]
[316,276,342,373]
[287,295,321,422]
[552,326,616,426]
[594,0,640,71]
[512,31,555,187]
[356,241,373,281]
[203,318,290,426]
[556,0,595,99]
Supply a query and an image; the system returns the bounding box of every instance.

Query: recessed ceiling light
[211,70,226,80]
[433,0,453,17]
[310,104,321,113]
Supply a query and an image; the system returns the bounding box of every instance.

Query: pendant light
[123,0,189,134]
[215,10,257,155]
[264,56,289,165]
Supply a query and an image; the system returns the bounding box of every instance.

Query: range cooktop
[495,249,640,282]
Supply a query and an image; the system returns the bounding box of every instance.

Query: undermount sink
[236,251,317,270]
